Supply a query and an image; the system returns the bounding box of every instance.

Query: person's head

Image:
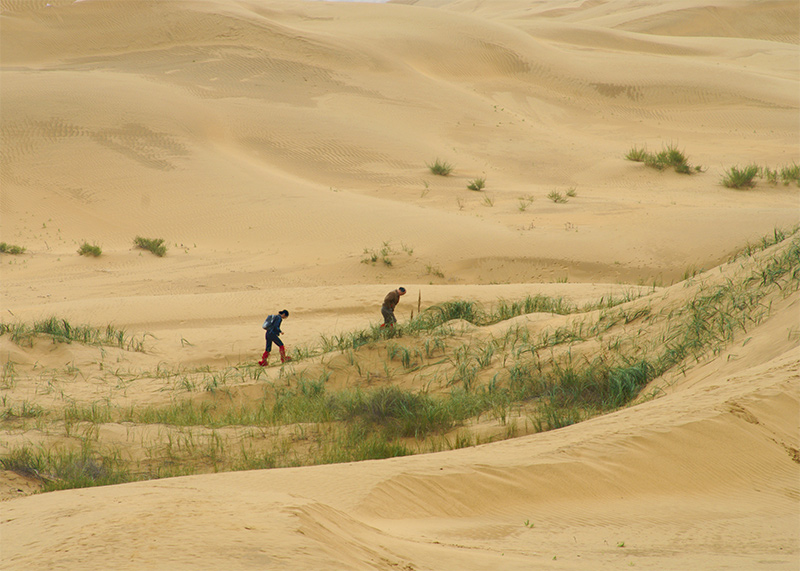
[397,287,406,296]
[279,309,289,319]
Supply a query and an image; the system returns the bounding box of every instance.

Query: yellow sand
[1,0,798,569]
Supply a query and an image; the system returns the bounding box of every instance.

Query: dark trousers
[265,331,284,352]
[381,306,396,325]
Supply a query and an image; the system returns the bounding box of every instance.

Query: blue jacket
[264,314,283,335]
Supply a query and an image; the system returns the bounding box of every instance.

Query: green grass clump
[625,146,649,162]
[626,144,700,174]
[77,242,102,257]
[0,242,26,255]
[361,241,397,266]
[1,401,46,420]
[548,190,568,203]
[320,424,412,464]
[517,195,535,212]
[134,236,167,257]
[314,291,636,355]
[0,317,146,351]
[332,386,460,438]
[721,165,759,189]
[494,295,575,321]
[779,163,800,185]
[722,163,799,189]
[467,177,486,191]
[427,158,453,176]
[0,444,133,492]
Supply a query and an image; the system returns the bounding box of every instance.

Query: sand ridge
[1,0,799,569]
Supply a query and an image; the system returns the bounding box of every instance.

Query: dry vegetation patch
[1,229,797,496]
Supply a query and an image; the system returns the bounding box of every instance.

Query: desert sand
[1,0,798,569]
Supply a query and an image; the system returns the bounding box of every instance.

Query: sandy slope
[1,0,799,569]
[2,289,797,570]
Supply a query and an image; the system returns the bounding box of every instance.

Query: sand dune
[1,0,798,569]
[2,288,797,569]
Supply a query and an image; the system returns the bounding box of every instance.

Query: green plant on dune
[0,242,26,255]
[721,165,759,189]
[134,236,167,257]
[1,228,797,493]
[517,195,535,212]
[779,163,800,186]
[427,158,453,176]
[78,242,102,257]
[721,163,799,189]
[0,443,133,493]
[467,177,486,191]
[361,241,398,266]
[625,146,648,162]
[0,317,147,351]
[626,144,700,174]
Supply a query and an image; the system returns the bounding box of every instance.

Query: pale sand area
[1,0,799,569]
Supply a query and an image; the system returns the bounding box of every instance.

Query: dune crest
[1,0,798,569]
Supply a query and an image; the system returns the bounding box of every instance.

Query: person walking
[381,287,406,328]
[259,309,291,366]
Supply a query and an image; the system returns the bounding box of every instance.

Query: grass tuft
[134,236,167,257]
[0,242,26,255]
[427,158,453,176]
[627,144,699,174]
[721,165,759,189]
[362,241,401,266]
[0,317,146,351]
[1,444,133,492]
[779,163,800,186]
[78,242,102,257]
[467,177,486,191]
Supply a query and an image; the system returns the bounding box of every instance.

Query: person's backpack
[262,315,277,331]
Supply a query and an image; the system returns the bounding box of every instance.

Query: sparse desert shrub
[333,386,459,438]
[467,177,486,191]
[761,166,779,185]
[0,317,146,351]
[427,158,453,176]
[425,264,445,278]
[362,241,397,266]
[0,444,132,492]
[625,146,648,162]
[5,227,795,496]
[134,236,167,257]
[566,187,577,197]
[780,163,800,186]
[321,424,412,463]
[78,242,102,257]
[518,195,534,212]
[726,163,800,189]
[757,163,800,186]
[548,190,568,203]
[0,242,26,255]
[428,299,484,324]
[721,165,759,189]
[627,144,699,174]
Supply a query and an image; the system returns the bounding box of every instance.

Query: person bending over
[381,287,406,328]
